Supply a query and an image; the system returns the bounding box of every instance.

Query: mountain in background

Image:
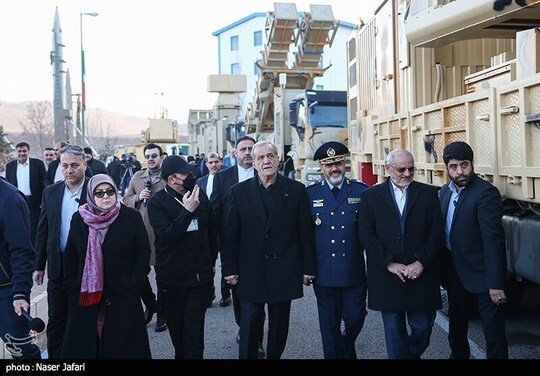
[0,100,148,137]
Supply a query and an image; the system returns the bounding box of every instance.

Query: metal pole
[80,12,98,147]
[80,13,84,146]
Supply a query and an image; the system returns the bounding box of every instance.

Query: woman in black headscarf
[61,174,152,359]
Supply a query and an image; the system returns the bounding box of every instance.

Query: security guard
[307,141,369,359]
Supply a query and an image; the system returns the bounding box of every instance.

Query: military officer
[306,141,369,359]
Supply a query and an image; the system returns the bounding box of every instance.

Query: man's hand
[387,262,407,283]
[33,271,44,285]
[13,299,29,316]
[139,188,151,203]
[303,275,315,286]
[224,274,239,286]
[183,185,200,213]
[489,288,507,305]
[403,260,424,280]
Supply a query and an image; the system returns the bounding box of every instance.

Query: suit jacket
[440,174,507,293]
[197,174,210,193]
[306,178,368,287]
[222,174,316,304]
[210,165,246,242]
[34,179,89,281]
[6,158,46,209]
[61,204,151,359]
[358,178,444,312]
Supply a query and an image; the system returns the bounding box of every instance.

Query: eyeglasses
[392,166,415,174]
[94,188,116,198]
[144,153,159,160]
[255,153,277,162]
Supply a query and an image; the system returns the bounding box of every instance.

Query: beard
[451,173,470,187]
[328,173,344,186]
[390,175,412,189]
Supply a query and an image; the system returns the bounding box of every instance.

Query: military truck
[347,0,540,304]
[243,2,347,184]
[187,74,246,159]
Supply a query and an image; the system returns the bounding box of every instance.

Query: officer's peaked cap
[314,141,349,165]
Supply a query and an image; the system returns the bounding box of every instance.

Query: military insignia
[348,197,361,204]
[312,199,324,207]
[326,147,336,157]
[315,215,322,226]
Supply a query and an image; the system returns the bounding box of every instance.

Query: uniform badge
[315,215,322,226]
[312,199,324,208]
[348,197,361,204]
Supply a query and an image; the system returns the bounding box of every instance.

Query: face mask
[181,173,196,192]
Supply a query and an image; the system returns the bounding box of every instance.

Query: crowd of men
[0,138,509,360]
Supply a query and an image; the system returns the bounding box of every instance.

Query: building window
[230,35,239,51]
[253,31,262,46]
[231,63,240,75]
[254,60,261,75]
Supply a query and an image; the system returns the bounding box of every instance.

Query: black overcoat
[358,179,444,312]
[61,204,151,359]
[222,174,316,304]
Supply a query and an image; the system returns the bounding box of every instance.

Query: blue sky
[0,0,378,121]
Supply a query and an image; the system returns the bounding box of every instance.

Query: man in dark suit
[6,142,46,245]
[440,141,508,359]
[358,148,444,359]
[45,141,92,187]
[210,136,266,356]
[83,147,108,176]
[43,141,68,187]
[33,145,89,359]
[222,140,316,359]
[307,141,369,359]
[196,152,222,308]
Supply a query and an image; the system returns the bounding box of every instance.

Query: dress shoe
[155,314,168,332]
[143,306,156,326]
[344,344,357,359]
[257,342,265,359]
[219,296,231,307]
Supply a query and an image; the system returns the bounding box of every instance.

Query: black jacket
[0,178,34,298]
[148,185,219,288]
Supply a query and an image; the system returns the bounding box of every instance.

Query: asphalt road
[21,265,539,362]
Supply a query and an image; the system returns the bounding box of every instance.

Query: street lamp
[80,11,98,146]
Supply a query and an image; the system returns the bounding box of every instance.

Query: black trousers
[160,282,213,359]
[140,275,164,316]
[238,300,291,359]
[442,251,508,359]
[46,276,68,359]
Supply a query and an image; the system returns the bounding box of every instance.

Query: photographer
[119,153,141,196]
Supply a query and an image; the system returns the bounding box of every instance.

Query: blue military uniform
[307,141,369,359]
[307,178,368,287]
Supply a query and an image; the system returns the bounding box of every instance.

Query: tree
[18,101,54,153]
[0,125,14,171]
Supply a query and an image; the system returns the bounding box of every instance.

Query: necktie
[332,186,339,199]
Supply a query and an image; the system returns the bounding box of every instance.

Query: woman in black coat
[61,174,151,359]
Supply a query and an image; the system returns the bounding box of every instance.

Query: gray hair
[252,140,278,157]
[386,148,414,165]
[206,152,220,161]
[60,145,86,162]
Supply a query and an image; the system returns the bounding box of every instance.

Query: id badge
[187,218,199,232]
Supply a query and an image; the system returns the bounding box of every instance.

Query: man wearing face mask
[147,155,219,359]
